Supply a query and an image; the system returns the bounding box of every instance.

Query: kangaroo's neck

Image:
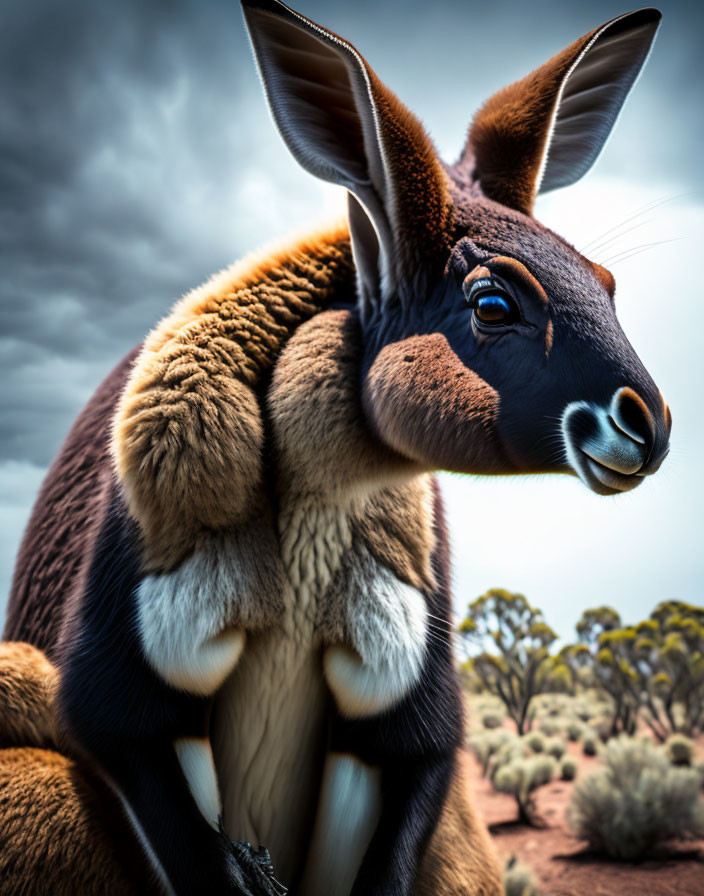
[268,307,434,601]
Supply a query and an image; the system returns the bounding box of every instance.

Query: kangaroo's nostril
[609,387,654,451]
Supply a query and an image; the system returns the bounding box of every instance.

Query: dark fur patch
[4,348,139,657]
[54,483,252,893]
[329,482,466,895]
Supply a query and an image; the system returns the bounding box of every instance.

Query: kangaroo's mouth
[574,448,645,496]
[561,392,662,497]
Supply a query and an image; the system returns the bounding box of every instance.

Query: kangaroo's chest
[210,491,430,891]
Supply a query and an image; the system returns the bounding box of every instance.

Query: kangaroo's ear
[241,0,452,315]
[458,8,661,215]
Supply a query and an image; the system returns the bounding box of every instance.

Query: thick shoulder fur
[113,222,355,571]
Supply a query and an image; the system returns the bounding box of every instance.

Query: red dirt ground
[465,740,704,896]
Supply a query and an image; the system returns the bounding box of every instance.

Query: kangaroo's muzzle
[561,387,671,496]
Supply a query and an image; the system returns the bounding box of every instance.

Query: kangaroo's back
[4,349,139,655]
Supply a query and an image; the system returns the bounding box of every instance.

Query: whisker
[601,237,684,266]
[590,219,650,259]
[425,620,457,638]
[425,610,459,631]
[580,192,690,253]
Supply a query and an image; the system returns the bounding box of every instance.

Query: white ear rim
[536,10,661,196]
[241,0,396,294]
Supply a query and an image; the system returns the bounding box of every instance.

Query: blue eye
[475,293,513,324]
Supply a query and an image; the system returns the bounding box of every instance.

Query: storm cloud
[1,0,703,630]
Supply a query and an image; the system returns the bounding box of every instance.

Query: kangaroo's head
[242,0,671,495]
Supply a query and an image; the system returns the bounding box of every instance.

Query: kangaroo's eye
[464,276,518,327]
[475,293,513,324]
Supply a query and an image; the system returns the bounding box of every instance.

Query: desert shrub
[560,757,578,781]
[591,716,613,742]
[503,856,540,896]
[567,736,704,859]
[575,704,593,723]
[494,755,556,824]
[488,737,529,781]
[524,732,545,753]
[546,738,567,760]
[566,721,583,742]
[538,720,561,737]
[665,734,694,766]
[581,729,599,756]
[482,711,504,730]
[468,730,513,776]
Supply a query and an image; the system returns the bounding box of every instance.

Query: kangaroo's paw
[219,819,288,896]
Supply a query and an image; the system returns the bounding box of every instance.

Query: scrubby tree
[576,606,622,649]
[592,627,641,736]
[566,601,704,740]
[458,589,566,735]
[644,601,704,739]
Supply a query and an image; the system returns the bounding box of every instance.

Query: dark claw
[218,819,288,896]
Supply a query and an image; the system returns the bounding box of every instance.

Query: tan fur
[545,318,554,357]
[269,309,420,500]
[0,642,58,750]
[114,223,355,571]
[268,308,436,601]
[364,333,505,474]
[354,479,437,594]
[416,751,503,896]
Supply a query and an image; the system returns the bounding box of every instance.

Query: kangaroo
[2,2,670,894]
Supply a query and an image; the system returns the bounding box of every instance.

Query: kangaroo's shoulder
[114,222,354,569]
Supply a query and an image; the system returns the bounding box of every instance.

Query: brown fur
[114,224,355,571]
[465,25,603,214]
[363,333,505,473]
[591,261,616,297]
[488,256,549,305]
[0,747,143,895]
[0,642,58,750]
[366,69,454,272]
[545,318,554,357]
[0,642,147,894]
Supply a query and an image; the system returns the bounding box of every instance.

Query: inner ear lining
[540,18,659,193]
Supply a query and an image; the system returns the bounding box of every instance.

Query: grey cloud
[1,0,702,625]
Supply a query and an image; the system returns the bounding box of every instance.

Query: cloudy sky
[1,0,703,641]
